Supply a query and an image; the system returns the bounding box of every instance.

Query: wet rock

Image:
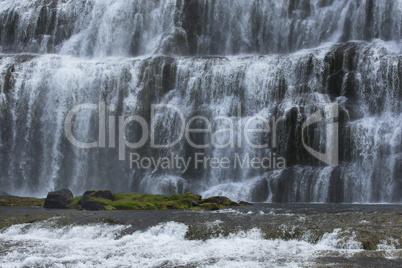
[250,179,269,202]
[362,240,378,250]
[186,192,201,206]
[198,203,220,210]
[200,196,232,206]
[239,201,253,206]
[197,196,245,209]
[161,27,189,55]
[83,190,113,200]
[44,189,73,209]
[78,196,107,211]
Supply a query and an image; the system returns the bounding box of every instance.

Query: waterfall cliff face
[0,0,401,202]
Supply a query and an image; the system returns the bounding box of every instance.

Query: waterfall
[0,0,401,202]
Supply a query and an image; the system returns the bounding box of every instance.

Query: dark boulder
[250,178,269,202]
[186,192,201,206]
[198,202,221,210]
[239,201,253,206]
[44,189,73,209]
[78,195,107,211]
[200,196,232,206]
[83,190,113,200]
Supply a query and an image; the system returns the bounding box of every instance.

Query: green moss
[69,196,82,207]
[0,190,247,211]
[199,196,238,207]
[104,205,116,211]
[0,196,45,207]
[1,191,248,211]
[86,196,113,204]
[186,192,202,201]
[70,192,201,210]
[112,199,157,210]
[239,201,253,206]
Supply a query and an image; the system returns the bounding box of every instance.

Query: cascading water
[0,0,400,203]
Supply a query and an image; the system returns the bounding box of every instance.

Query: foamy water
[2,219,397,268]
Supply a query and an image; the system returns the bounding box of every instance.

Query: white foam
[377,238,402,259]
[0,221,379,267]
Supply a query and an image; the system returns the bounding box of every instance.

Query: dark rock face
[83,190,113,200]
[239,201,253,206]
[200,196,232,206]
[249,179,270,202]
[78,196,107,211]
[186,192,201,206]
[44,189,73,209]
[190,195,250,209]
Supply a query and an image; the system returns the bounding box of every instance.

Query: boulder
[83,190,113,200]
[198,203,221,210]
[200,196,232,206]
[239,201,253,206]
[78,195,107,211]
[44,189,73,209]
[186,192,201,206]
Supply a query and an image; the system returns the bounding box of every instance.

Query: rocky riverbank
[1,191,401,262]
[0,189,252,212]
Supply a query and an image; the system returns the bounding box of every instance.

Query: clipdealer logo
[64,102,339,172]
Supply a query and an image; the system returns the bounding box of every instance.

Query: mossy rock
[83,190,113,200]
[0,196,45,207]
[78,196,108,211]
[70,192,198,210]
[1,191,251,211]
[104,205,116,211]
[198,203,221,210]
[200,196,237,207]
[186,192,202,206]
